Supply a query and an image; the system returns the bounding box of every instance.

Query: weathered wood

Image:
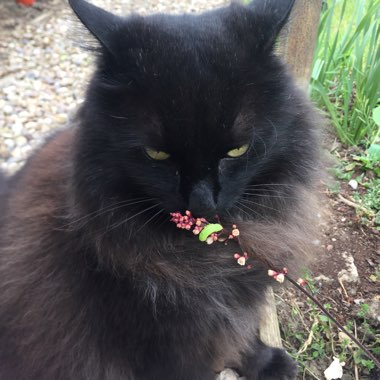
[259,0,323,348]
[260,288,283,348]
[279,0,324,89]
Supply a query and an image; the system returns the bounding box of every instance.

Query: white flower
[206,236,214,245]
[275,273,285,283]
[237,257,246,266]
[324,357,345,380]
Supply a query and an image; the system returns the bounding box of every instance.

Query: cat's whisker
[103,203,162,236]
[245,183,299,188]
[134,208,165,235]
[154,212,171,229]
[108,114,130,120]
[242,192,297,200]
[264,117,278,148]
[254,134,268,158]
[243,188,290,194]
[239,198,279,213]
[239,199,296,231]
[235,202,261,219]
[60,197,155,229]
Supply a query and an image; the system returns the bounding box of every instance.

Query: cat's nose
[188,181,216,217]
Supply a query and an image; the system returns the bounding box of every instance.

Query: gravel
[0,0,228,175]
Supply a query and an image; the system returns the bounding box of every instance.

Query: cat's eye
[145,147,171,160]
[226,144,249,158]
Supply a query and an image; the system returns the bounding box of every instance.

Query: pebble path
[0,0,228,175]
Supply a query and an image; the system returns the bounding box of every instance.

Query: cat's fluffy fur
[0,0,320,379]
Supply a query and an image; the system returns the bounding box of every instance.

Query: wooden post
[259,0,323,349]
[279,0,323,89]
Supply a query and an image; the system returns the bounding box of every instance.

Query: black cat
[0,0,320,379]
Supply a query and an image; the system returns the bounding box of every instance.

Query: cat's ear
[247,0,296,49]
[68,0,122,56]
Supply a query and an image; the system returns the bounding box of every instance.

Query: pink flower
[297,278,307,286]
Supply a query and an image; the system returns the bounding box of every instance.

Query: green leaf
[373,106,380,126]
[344,162,357,171]
[368,144,380,162]
[198,224,223,242]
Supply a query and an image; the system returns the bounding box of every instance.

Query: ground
[0,1,379,379]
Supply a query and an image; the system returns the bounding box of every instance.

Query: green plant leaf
[373,106,380,126]
[368,144,380,162]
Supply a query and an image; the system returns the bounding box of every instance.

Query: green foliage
[310,0,380,146]
[280,281,379,379]
[352,144,380,176]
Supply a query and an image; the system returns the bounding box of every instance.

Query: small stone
[348,179,358,190]
[314,275,334,283]
[326,244,333,251]
[25,121,38,130]
[4,139,15,149]
[366,297,380,324]
[15,136,28,147]
[11,123,23,135]
[55,114,68,124]
[338,252,360,284]
[3,105,13,115]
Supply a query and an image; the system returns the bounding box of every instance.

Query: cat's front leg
[240,339,297,380]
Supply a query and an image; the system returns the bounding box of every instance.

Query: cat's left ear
[247,0,296,50]
[68,0,122,57]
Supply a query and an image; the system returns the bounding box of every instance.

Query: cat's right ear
[68,0,122,57]
[246,0,296,50]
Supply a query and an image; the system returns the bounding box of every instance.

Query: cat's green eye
[145,147,171,160]
[226,144,249,158]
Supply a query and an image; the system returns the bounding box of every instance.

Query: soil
[1,1,379,379]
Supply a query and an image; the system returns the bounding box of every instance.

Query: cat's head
[70,0,318,222]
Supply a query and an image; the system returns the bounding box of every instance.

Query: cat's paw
[252,348,297,380]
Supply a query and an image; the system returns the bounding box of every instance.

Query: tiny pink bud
[247,264,253,269]
[232,224,237,229]
[237,257,246,266]
[234,253,240,259]
[206,236,214,245]
[185,210,191,216]
[268,269,277,277]
[231,229,240,237]
[297,278,307,286]
[275,273,285,283]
